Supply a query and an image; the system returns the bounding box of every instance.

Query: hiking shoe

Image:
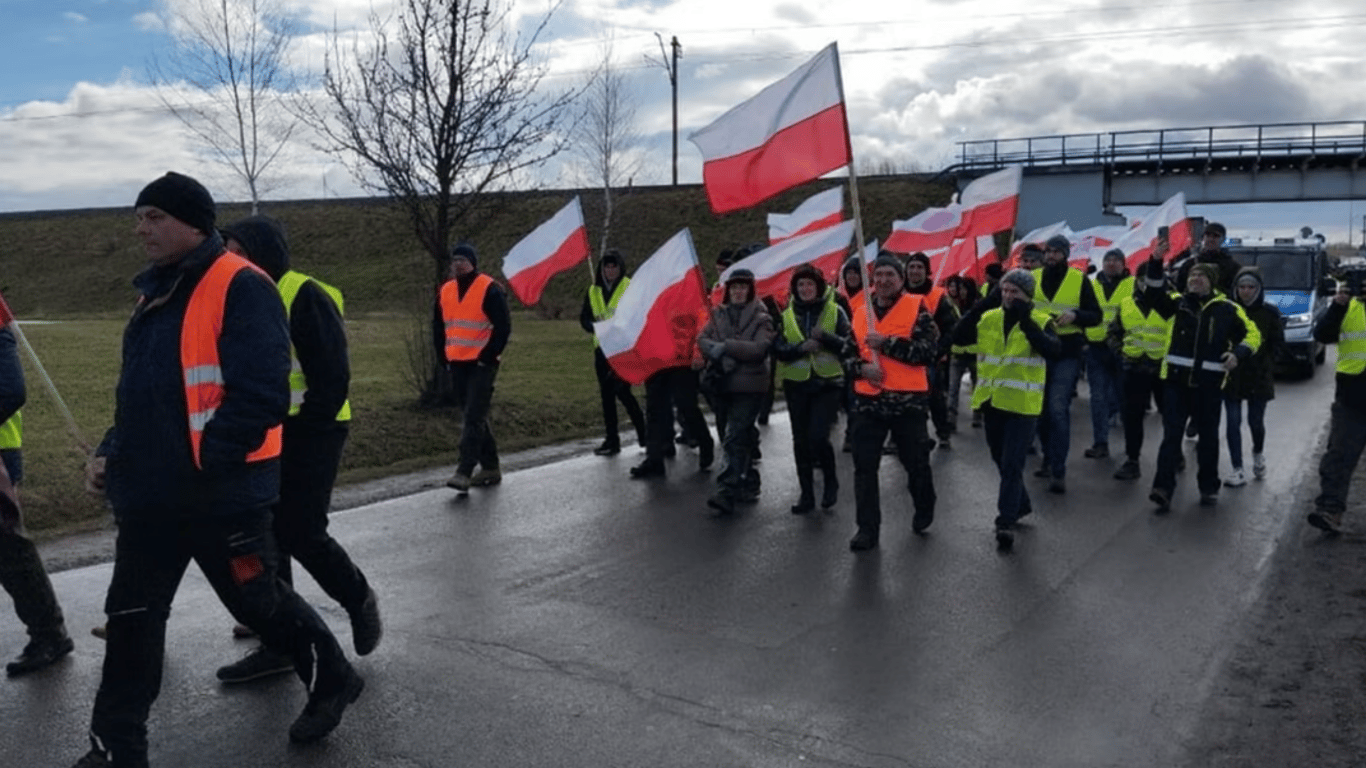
[288,665,364,744]
[446,472,472,492]
[1113,460,1141,480]
[6,634,74,677]
[1083,443,1109,459]
[1223,468,1247,488]
[216,646,294,684]
[232,622,257,639]
[1308,509,1343,536]
[593,441,621,456]
[1149,488,1171,514]
[350,588,382,656]
[471,468,502,487]
[1253,453,1267,480]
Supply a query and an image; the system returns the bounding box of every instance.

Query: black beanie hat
[451,242,478,270]
[904,251,931,271]
[984,262,1004,280]
[135,171,215,234]
[601,248,624,268]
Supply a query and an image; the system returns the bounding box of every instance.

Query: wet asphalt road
[0,360,1338,767]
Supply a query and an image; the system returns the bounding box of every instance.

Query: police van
[1223,237,1331,377]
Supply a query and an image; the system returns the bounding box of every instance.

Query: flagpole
[8,322,90,454]
[828,43,878,351]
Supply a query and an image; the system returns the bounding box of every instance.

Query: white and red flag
[595,230,707,385]
[934,235,997,282]
[715,220,856,307]
[1110,192,1191,272]
[955,165,1023,238]
[501,196,591,306]
[689,43,851,215]
[768,186,844,244]
[885,204,963,254]
[0,291,13,328]
[1007,221,1072,267]
[1068,225,1129,271]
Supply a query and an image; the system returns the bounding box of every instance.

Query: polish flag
[716,220,856,307]
[0,291,13,328]
[1007,221,1072,267]
[501,196,591,306]
[885,204,963,254]
[1110,193,1191,272]
[768,186,844,244]
[595,230,708,385]
[1068,225,1129,271]
[955,166,1023,238]
[689,43,851,214]
[932,235,996,282]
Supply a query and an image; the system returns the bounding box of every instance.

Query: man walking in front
[214,215,381,684]
[75,172,361,768]
[437,243,512,492]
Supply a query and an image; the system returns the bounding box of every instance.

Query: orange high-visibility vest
[852,292,929,396]
[440,274,495,362]
[181,253,283,469]
[915,285,945,315]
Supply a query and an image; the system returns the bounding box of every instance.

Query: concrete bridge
[951,121,1366,232]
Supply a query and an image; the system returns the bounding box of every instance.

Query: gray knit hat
[1044,235,1071,258]
[1001,268,1036,296]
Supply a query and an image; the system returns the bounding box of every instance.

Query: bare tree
[573,39,644,255]
[300,0,576,282]
[149,0,301,213]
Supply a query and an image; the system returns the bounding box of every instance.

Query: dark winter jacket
[1225,268,1282,402]
[0,327,24,483]
[222,215,350,426]
[1175,248,1242,294]
[904,278,958,356]
[1142,256,1259,389]
[431,270,512,366]
[1314,299,1366,414]
[699,292,775,394]
[771,268,851,389]
[97,232,291,521]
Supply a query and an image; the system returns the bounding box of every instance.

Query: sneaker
[1149,488,1171,514]
[1113,460,1141,480]
[216,646,294,684]
[1253,453,1267,480]
[350,588,382,657]
[5,634,74,677]
[1083,443,1109,459]
[446,471,472,492]
[288,665,365,743]
[471,468,502,487]
[1308,509,1343,535]
[1223,468,1247,488]
[593,441,621,456]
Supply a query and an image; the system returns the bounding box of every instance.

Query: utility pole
[654,34,682,186]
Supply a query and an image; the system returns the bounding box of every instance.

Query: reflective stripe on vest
[1118,296,1169,361]
[1086,276,1135,343]
[0,411,20,449]
[852,293,929,396]
[589,277,630,349]
[277,270,352,421]
[776,299,842,383]
[182,253,283,469]
[1338,301,1366,375]
[440,274,495,362]
[1164,354,1227,373]
[971,308,1049,415]
[1032,267,1085,335]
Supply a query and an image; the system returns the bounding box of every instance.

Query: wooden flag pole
[8,322,90,455]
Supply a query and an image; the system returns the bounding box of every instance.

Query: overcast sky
[3,0,1366,242]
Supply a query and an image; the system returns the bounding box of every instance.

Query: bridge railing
[958,121,1366,169]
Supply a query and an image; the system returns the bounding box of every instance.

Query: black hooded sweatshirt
[221,215,350,425]
[579,255,629,335]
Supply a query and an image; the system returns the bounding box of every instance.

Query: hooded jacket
[1225,267,1282,401]
[221,215,350,425]
[1142,257,1260,388]
[772,266,850,387]
[699,281,775,394]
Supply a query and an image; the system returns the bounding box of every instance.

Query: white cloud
[133,12,164,32]
[64,12,88,23]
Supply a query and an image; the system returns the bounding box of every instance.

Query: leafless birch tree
[573,40,644,255]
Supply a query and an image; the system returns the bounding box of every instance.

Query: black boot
[820,470,839,509]
[790,464,815,515]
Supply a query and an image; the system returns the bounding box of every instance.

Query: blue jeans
[1037,354,1082,479]
[1086,344,1122,447]
[1223,395,1268,470]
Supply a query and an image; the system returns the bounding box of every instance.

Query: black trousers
[982,405,1036,528]
[0,450,66,643]
[1153,379,1224,497]
[851,400,936,537]
[784,381,840,496]
[645,367,711,464]
[928,360,951,438]
[91,510,349,763]
[594,348,645,446]
[1120,364,1161,462]
[450,361,499,473]
[1316,400,1366,515]
[274,421,369,612]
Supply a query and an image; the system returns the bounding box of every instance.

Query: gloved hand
[1221,351,1238,372]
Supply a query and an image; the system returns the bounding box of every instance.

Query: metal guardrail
[957,121,1366,170]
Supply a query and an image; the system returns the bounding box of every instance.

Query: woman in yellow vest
[773,264,850,514]
[953,269,1061,551]
[1308,275,1366,534]
[579,250,646,456]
